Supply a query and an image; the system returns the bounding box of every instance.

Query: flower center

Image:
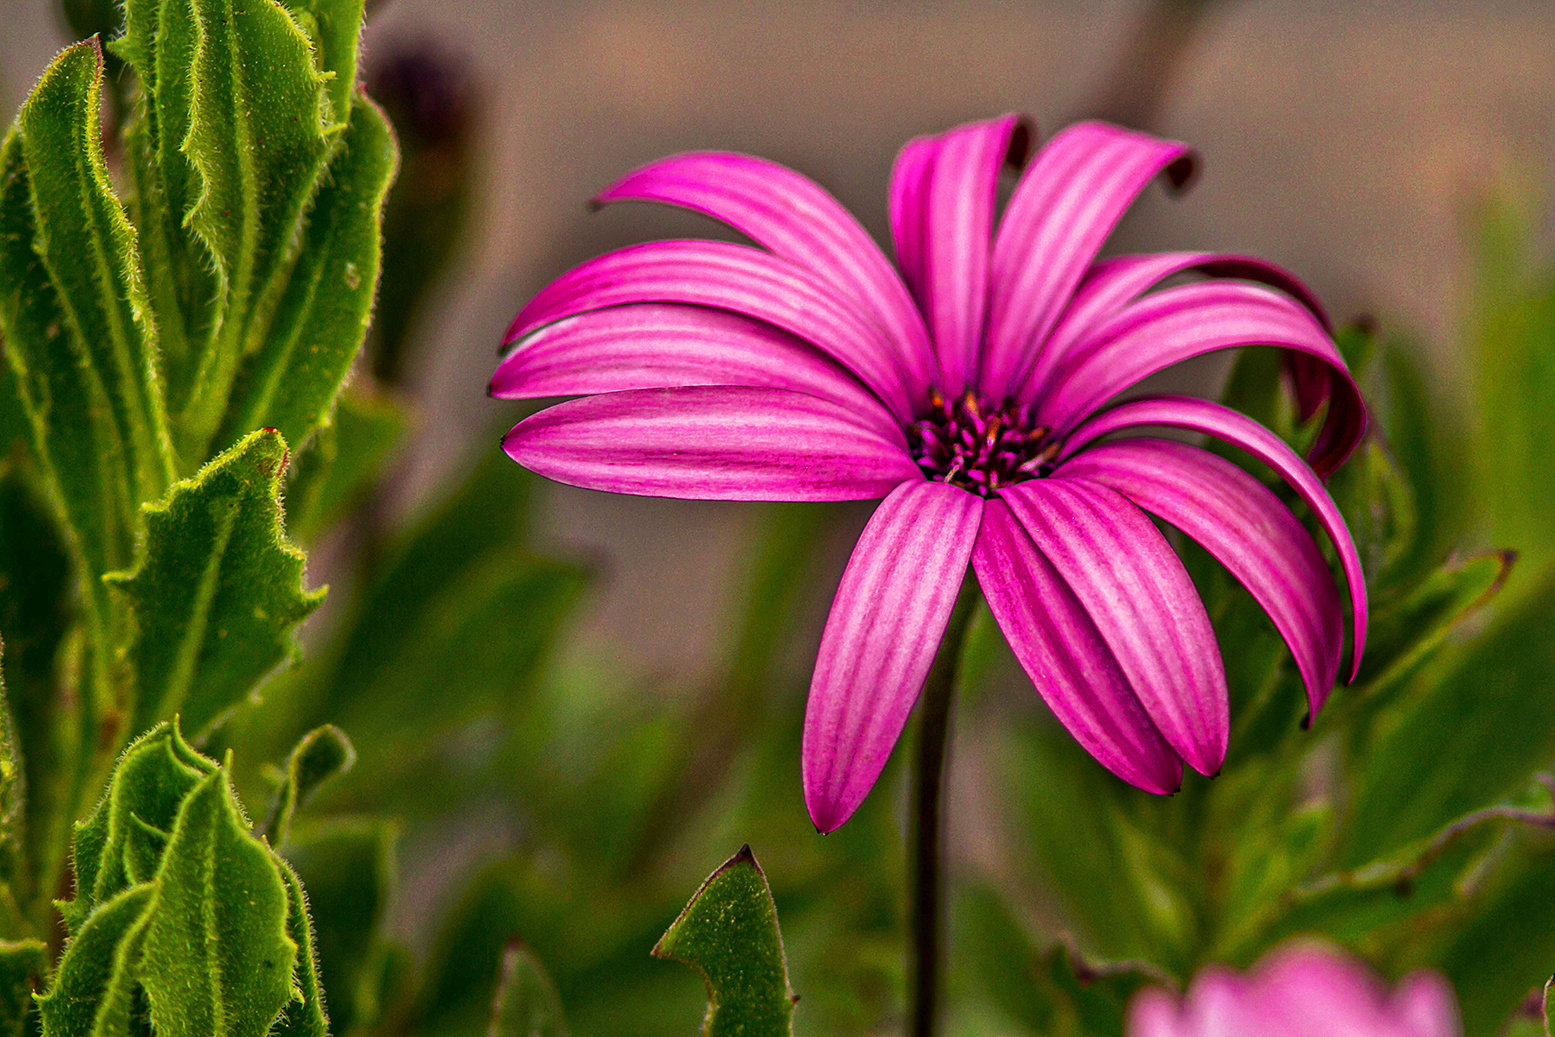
[907,388,1061,496]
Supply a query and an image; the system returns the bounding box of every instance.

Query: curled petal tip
[1164,151,1199,192]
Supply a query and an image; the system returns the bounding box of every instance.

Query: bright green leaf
[270,857,329,1037]
[107,428,324,740]
[0,938,47,1037]
[261,725,355,847]
[653,846,797,1037]
[215,92,396,455]
[280,0,366,129]
[140,768,298,1037]
[37,883,154,1037]
[176,0,337,457]
[488,943,568,1037]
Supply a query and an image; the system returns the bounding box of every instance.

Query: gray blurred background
[3,0,1552,685]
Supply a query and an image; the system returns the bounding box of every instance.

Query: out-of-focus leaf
[36,883,154,1037]
[282,817,394,1033]
[284,384,409,543]
[487,942,568,1037]
[0,938,46,1037]
[60,722,215,935]
[215,93,397,455]
[173,0,336,458]
[953,885,1154,1037]
[106,429,324,740]
[261,725,355,846]
[1341,571,1555,866]
[139,768,297,1037]
[654,846,797,1037]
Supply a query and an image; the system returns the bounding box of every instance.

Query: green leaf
[281,817,393,1033]
[270,856,329,1037]
[279,0,366,128]
[140,767,298,1037]
[0,646,25,908]
[175,0,338,458]
[60,722,216,935]
[215,92,397,456]
[488,943,568,1037]
[281,382,408,543]
[0,938,47,1037]
[261,725,356,847]
[37,883,154,1037]
[106,428,324,740]
[653,846,797,1037]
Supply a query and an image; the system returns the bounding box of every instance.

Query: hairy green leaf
[176,0,336,457]
[140,768,298,1037]
[654,846,796,1037]
[215,92,397,455]
[270,856,330,1037]
[261,725,355,847]
[0,938,47,1037]
[37,883,154,1037]
[488,943,568,1037]
[280,0,366,130]
[61,722,215,935]
[0,647,24,911]
[107,428,324,740]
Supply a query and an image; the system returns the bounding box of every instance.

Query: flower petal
[888,114,1028,392]
[1036,281,1366,475]
[503,386,919,501]
[981,122,1195,399]
[1001,479,1228,776]
[1032,251,1331,391]
[1064,395,1367,679]
[491,303,900,440]
[1058,439,1343,718]
[802,481,983,832]
[594,151,933,390]
[972,499,1182,793]
[504,240,918,419]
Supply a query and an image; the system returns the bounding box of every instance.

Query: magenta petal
[981,122,1195,399]
[594,151,933,389]
[1001,479,1229,776]
[1031,251,1332,392]
[491,303,900,440]
[886,115,1025,392]
[1065,395,1368,681]
[504,240,918,419]
[1036,281,1366,475]
[1058,440,1343,718]
[503,386,920,501]
[802,481,984,832]
[973,500,1182,793]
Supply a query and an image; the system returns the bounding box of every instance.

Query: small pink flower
[492,116,1367,832]
[1128,941,1463,1037]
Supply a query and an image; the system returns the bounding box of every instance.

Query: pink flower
[1128,941,1463,1037]
[492,116,1367,833]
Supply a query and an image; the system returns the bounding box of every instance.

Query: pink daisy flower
[1128,941,1462,1037]
[492,115,1367,833]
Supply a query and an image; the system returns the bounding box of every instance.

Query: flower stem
[908,577,981,1037]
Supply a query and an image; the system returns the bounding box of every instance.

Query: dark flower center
[907,388,1061,496]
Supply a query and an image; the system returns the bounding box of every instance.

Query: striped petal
[1064,395,1367,678]
[981,122,1196,399]
[803,481,983,832]
[1036,281,1365,475]
[594,152,933,390]
[972,499,1182,793]
[1031,251,1331,391]
[888,114,1028,392]
[504,240,917,420]
[503,386,919,501]
[1001,479,1228,776]
[491,303,900,440]
[1058,439,1343,718]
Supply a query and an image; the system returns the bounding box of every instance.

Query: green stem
[909,578,980,1037]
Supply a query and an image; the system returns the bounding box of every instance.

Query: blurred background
[3,3,1554,1034]
[3,0,1551,682]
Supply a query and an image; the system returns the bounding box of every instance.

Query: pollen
[907,388,1061,496]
